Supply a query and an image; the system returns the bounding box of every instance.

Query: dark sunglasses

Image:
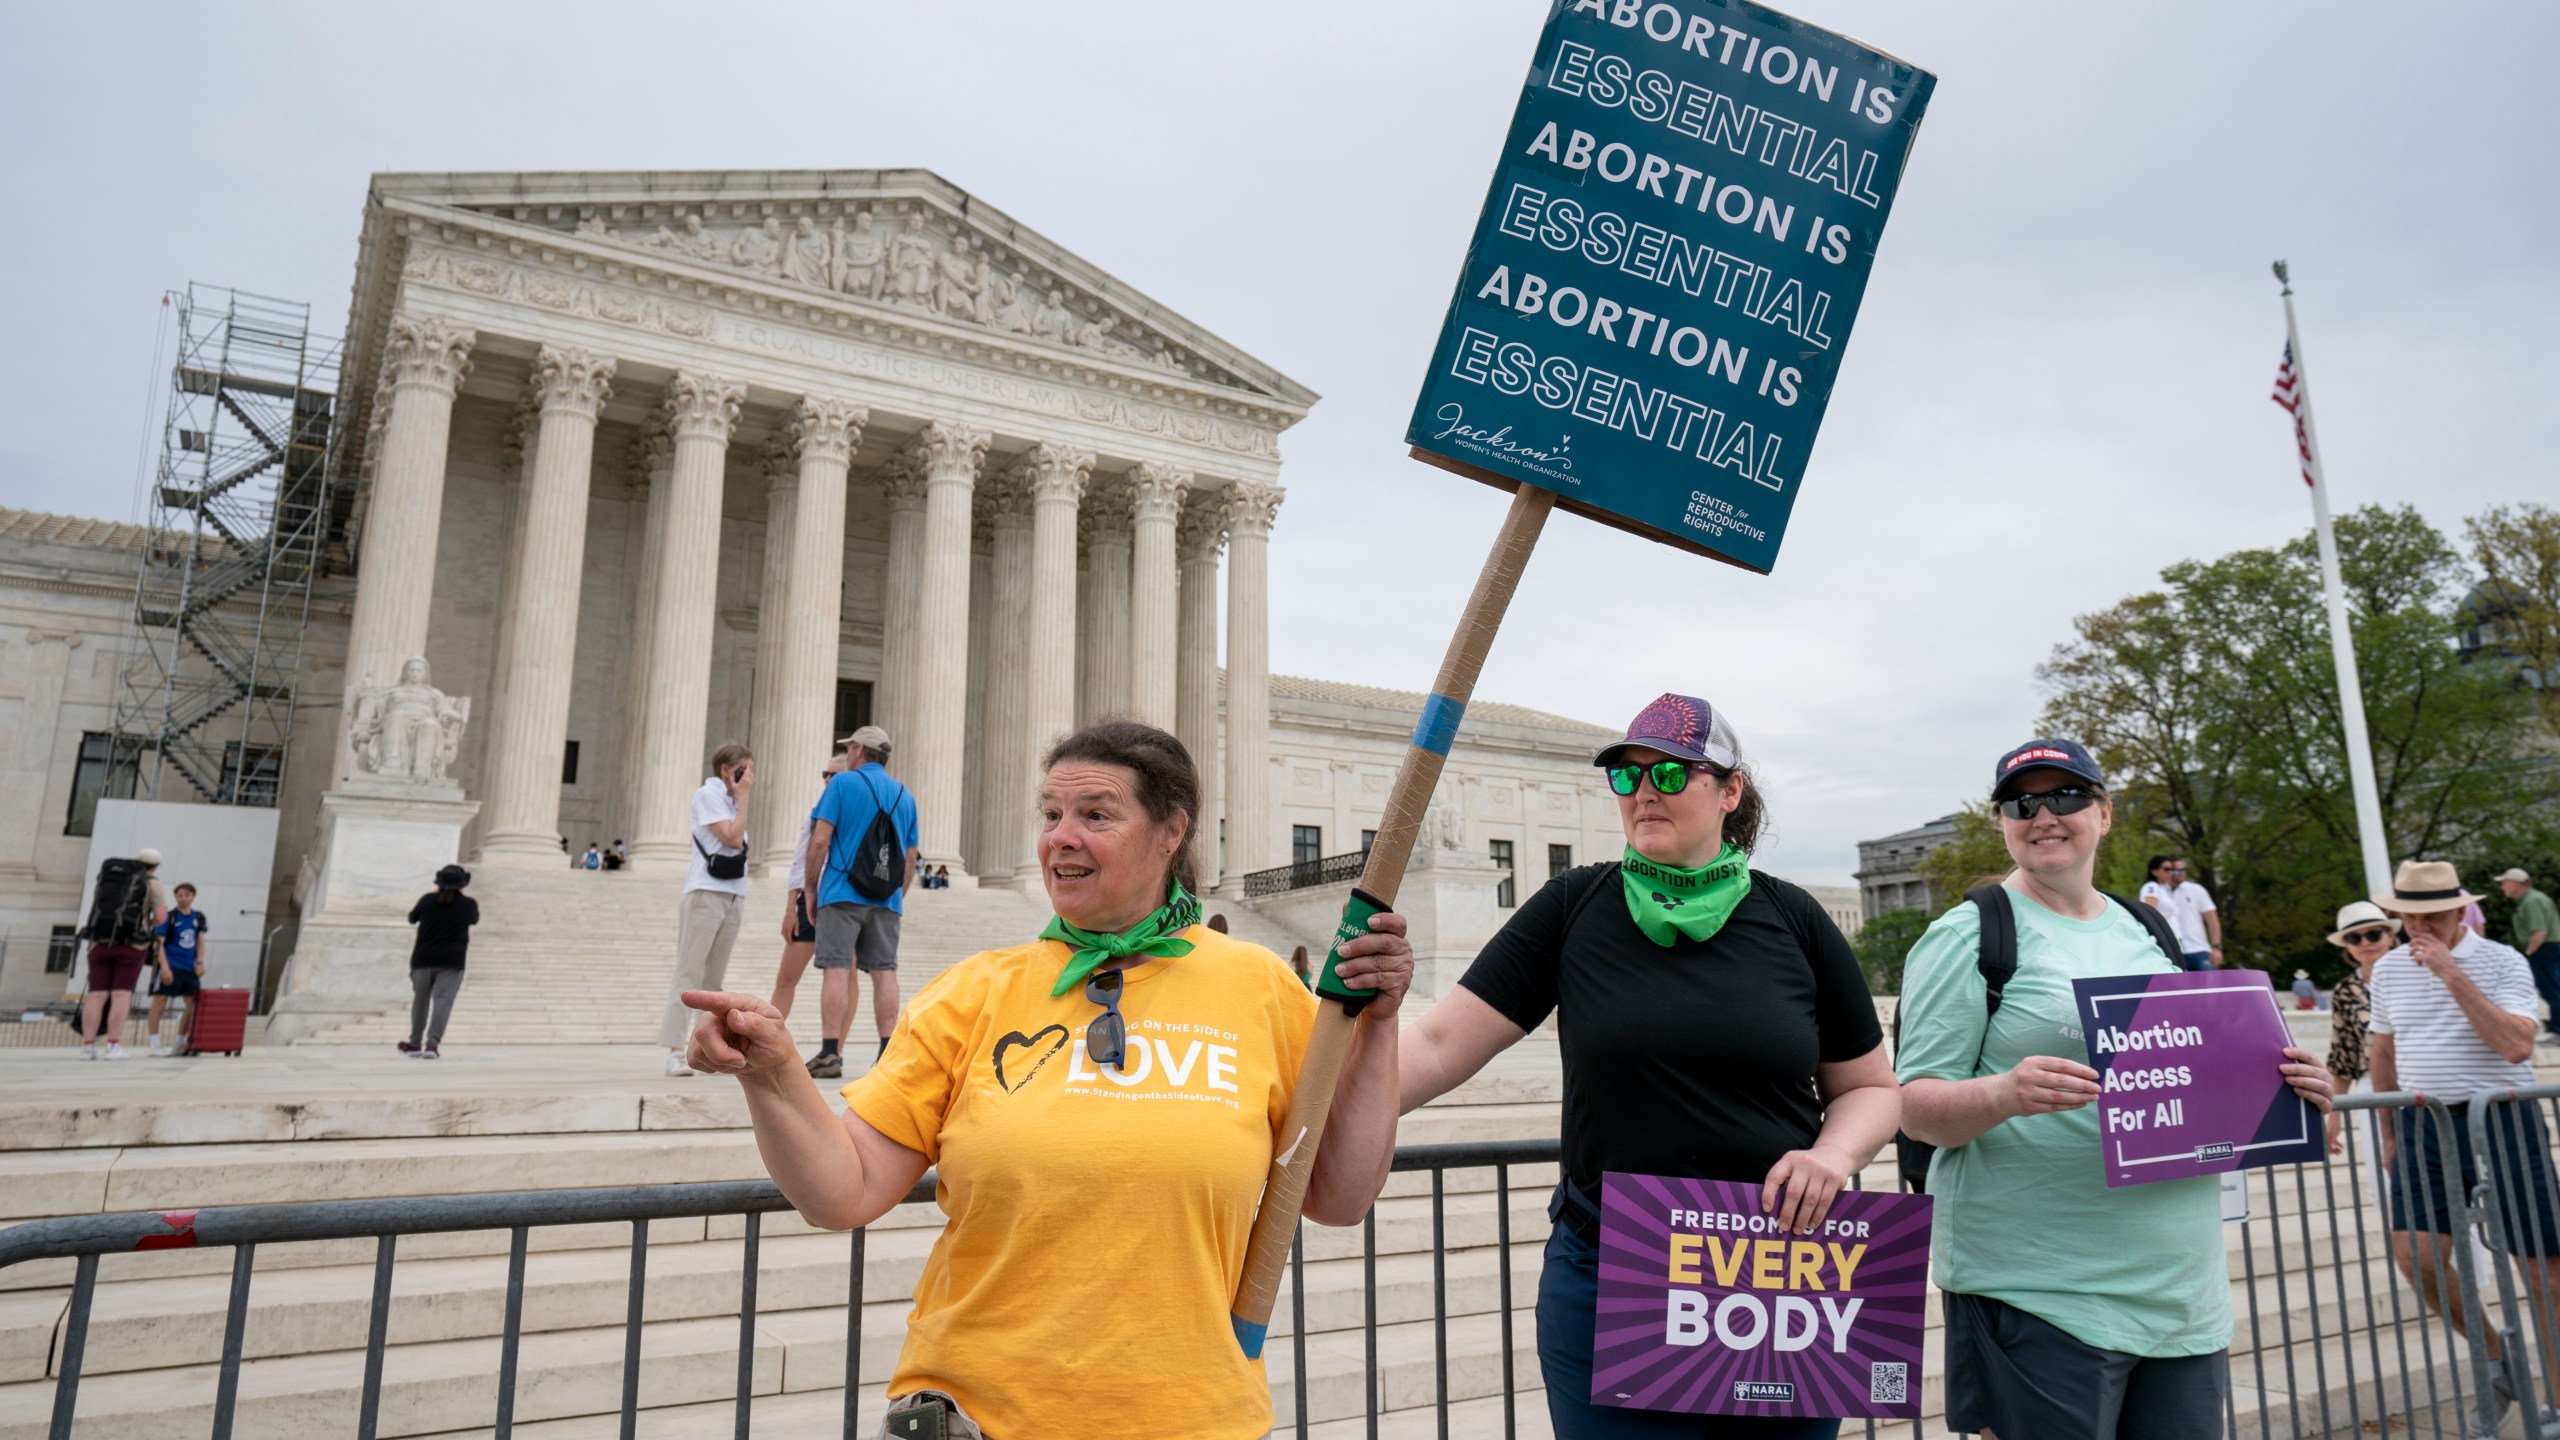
[2342,928,2394,946]
[1085,969,1129,1071]
[1995,787,2102,821]
[1607,759,1721,797]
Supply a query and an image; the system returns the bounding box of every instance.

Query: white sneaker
[78,1043,95,1060]
[148,1036,169,1057]
[103,1043,130,1061]
[665,1052,695,1077]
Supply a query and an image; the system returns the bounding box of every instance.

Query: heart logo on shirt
[992,1024,1070,1094]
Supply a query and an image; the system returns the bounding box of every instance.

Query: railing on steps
[1239,849,1368,898]
[10,1094,2557,1439]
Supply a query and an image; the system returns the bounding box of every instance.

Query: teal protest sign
[1407,0,1934,572]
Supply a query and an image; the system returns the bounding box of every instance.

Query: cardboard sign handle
[1229,483,1554,1355]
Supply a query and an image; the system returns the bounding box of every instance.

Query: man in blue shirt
[148,882,206,1057]
[801,725,921,1078]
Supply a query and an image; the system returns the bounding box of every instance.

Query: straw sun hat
[2325,900,2401,948]
[2373,859,2482,916]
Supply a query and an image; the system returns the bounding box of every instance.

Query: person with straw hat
[2370,859,2560,1426]
[2320,901,2398,1156]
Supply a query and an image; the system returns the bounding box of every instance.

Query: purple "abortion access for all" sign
[1594,1173,1932,1420]
[2072,969,2325,1188]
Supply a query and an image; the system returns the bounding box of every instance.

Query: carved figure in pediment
[575,214,617,240]
[347,656,470,785]
[731,218,783,275]
[1075,314,1144,359]
[1034,289,1075,344]
[834,211,887,299]
[989,271,1035,334]
[781,216,832,288]
[639,213,724,263]
[888,220,937,306]
[934,236,982,319]
[1149,336,1187,371]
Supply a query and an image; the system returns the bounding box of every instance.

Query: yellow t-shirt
[843,925,1318,1440]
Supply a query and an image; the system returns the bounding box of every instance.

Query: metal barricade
[5,1107,2537,1438]
[2466,1083,2560,1440]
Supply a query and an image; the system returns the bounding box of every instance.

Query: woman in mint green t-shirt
[1895,738,2333,1439]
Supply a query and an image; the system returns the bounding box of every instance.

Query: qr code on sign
[1871,1362,1908,1405]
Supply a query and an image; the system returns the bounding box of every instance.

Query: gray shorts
[1943,1290,2226,1439]
[815,901,901,972]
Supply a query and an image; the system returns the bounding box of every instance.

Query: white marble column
[0,630,79,876]
[478,345,616,861]
[754,397,865,873]
[482,392,541,753]
[1175,491,1227,890]
[1021,445,1092,812]
[1126,462,1191,730]
[874,454,929,766]
[1077,479,1133,724]
[902,421,990,876]
[974,470,1034,885]
[1222,481,1283,879]
[617,429,673,847]
[337,313,474,780]
[627,372,745,865]
[746,437,800,872]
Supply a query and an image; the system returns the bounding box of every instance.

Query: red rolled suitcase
[188,987,249,1056]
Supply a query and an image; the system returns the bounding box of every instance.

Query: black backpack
[81,858,157,947]
[1891,884,2186,1193]
[830,771,908,904]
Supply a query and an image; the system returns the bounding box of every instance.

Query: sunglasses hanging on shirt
[1994,786,2102,821]
[1085,969,1129,1071]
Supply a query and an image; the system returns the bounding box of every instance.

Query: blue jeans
[2178,950,2213,972]
[2527,942,2560,1033]
[1538,1185,1841,1439]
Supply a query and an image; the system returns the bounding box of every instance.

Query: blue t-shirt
[810,763,921,912]
[157,911,207,971]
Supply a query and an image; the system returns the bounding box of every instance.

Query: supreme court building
[0,170,1642,1010]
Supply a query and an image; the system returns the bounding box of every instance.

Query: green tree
[1914,804,2008,912]
[2035,504,2558,983]
[1852,908,1931,996]
[2464,502,2560,738]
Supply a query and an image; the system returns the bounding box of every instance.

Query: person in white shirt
[2138,855,2221,970]
[2369,859,2560,1424]
[768,749,850,1024]
[659,743,753,1077]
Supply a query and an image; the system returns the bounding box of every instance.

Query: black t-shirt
[407,892,480,969]
[1459,865,1883,1202]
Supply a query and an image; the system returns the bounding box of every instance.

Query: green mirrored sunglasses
[1607,759,1711,796]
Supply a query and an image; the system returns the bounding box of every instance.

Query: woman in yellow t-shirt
[683,720,1413,1440]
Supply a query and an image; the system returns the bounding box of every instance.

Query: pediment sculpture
[348,656,470,785]
[570,204,1211,380]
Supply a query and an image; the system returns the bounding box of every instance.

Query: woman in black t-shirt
[1400,694,1899,1440]
[402,864,479,1060]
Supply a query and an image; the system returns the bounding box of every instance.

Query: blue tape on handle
[1232,1311,1268,1358]
[1411,693,1465,756]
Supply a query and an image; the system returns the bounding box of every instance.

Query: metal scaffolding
[109,284,341,807]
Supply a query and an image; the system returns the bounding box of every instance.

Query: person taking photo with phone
[658,743,752,1077]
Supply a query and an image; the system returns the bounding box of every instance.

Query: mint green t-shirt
[1893,887,2230,1357]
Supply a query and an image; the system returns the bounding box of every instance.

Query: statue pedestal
[268,782,479,1043]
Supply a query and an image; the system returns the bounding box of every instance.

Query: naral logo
[1732,1381,1796,1403]
[2195,1142,2236,1161]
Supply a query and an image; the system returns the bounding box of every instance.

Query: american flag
[2271,343,2313,487]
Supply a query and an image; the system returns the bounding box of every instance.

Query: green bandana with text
[1620,844,1752,946]
[1043,880,1203,996]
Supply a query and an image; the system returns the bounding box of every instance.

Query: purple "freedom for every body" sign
[1594,1173,1932,1420]
[2073,969,2325,1187]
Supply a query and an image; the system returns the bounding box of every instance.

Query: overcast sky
[5,2,2553,886]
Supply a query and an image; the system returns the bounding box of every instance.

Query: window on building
[560,740,581,786]
[65,732,140,837]
[833,680,874,743]
[1361,829,1377,853]
[45,926,79,975]
[1491,839,1516,908]
[1292,826,1323,866]
[220,742,285,807]
[1548,843,1573,878]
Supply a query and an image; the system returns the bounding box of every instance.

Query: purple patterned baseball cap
[1594,693,1741,771]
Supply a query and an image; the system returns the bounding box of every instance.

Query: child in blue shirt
[148,883,206,1057]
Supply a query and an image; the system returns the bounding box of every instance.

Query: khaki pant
[659,889,743,1047]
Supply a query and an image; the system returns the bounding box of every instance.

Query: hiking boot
[806,1050,843,1080]
[397,1040,420,1056]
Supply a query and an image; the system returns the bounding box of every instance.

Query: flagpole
[2275,260,2392,897]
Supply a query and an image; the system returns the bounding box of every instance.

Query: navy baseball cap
[1991,738,2106,798]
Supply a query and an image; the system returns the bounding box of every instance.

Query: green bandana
[1620,844,1753,946]
[1043,880,1203,996]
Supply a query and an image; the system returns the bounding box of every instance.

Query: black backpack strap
[824,770,892,880]
[1965,884,2019,1019]
[2108,891,2187,967]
